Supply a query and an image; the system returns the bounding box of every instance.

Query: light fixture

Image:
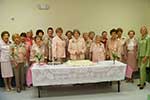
[37,3,50,10]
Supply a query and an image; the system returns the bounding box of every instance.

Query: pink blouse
[90,43,105,62]
[52,35,66,59]
[68,37,86,60]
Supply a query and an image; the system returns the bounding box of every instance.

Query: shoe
[17,88,21,93]
[139,86,144,90]
[137,83,146,87]
[5,88,10,92]
[126,79,130,83]
[130,79,134,83]
[137,84,140,87]
[9,87,14,90]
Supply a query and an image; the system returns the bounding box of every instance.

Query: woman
[10,33,26,93]
[26,30,33,46]
[116,28,126,62]
[89,31,95,42]
[83,32,92,59]
[65,30,73,40]
[26,30,33,65]
[0,31,13,91]
[90,35,105,62]
[52,27,66,63]
[36,29,44,38]
[20,33,29,65]
[106,29,120,60]
[26,36,48,87]
[101,31,108,49]
[65,30,73,60]
[124,30,138,83]
[36,29,45,43]
[44,27,54,62]
[68,29,86,60]
[137,26,150,89]
[30,36,48,64]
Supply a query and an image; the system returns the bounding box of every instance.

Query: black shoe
[139,86,144,90]
[137,83,146,87]
[137,84,140,87]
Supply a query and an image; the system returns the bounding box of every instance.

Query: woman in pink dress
[0,31,13,92]
[106,29,120,60]
[124,30,138,83]
[52,27,66,63]
[90,35,105,62]
[68,29,86,60]
[26,30,33,65]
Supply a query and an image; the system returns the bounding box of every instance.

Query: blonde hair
[140,26,148,34]
[95,35,102,43]
[12,33,20,41]
[95,35,102,40]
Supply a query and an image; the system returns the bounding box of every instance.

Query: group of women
[0,26,150,93]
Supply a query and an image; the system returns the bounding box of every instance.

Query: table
[31,60,126,97]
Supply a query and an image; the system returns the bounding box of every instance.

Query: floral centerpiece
[112,52,120,64]
[35,52,43,64]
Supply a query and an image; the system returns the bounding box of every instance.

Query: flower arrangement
[112,52,120,64]
[35,53,43,63]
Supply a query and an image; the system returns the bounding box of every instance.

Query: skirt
[1,62,13,78]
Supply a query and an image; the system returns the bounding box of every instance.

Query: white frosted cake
[65,60,94,66]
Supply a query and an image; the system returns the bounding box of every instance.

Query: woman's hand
[106,55,110,60]
[142,56,147,64]
[11,60,18,68]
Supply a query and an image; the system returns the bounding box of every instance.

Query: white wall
[0,0,150,37]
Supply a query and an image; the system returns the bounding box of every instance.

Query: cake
[65,60,94,66]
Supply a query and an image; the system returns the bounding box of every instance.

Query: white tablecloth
[31,60,126,86]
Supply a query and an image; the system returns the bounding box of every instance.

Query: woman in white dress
[0,31,13,91]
